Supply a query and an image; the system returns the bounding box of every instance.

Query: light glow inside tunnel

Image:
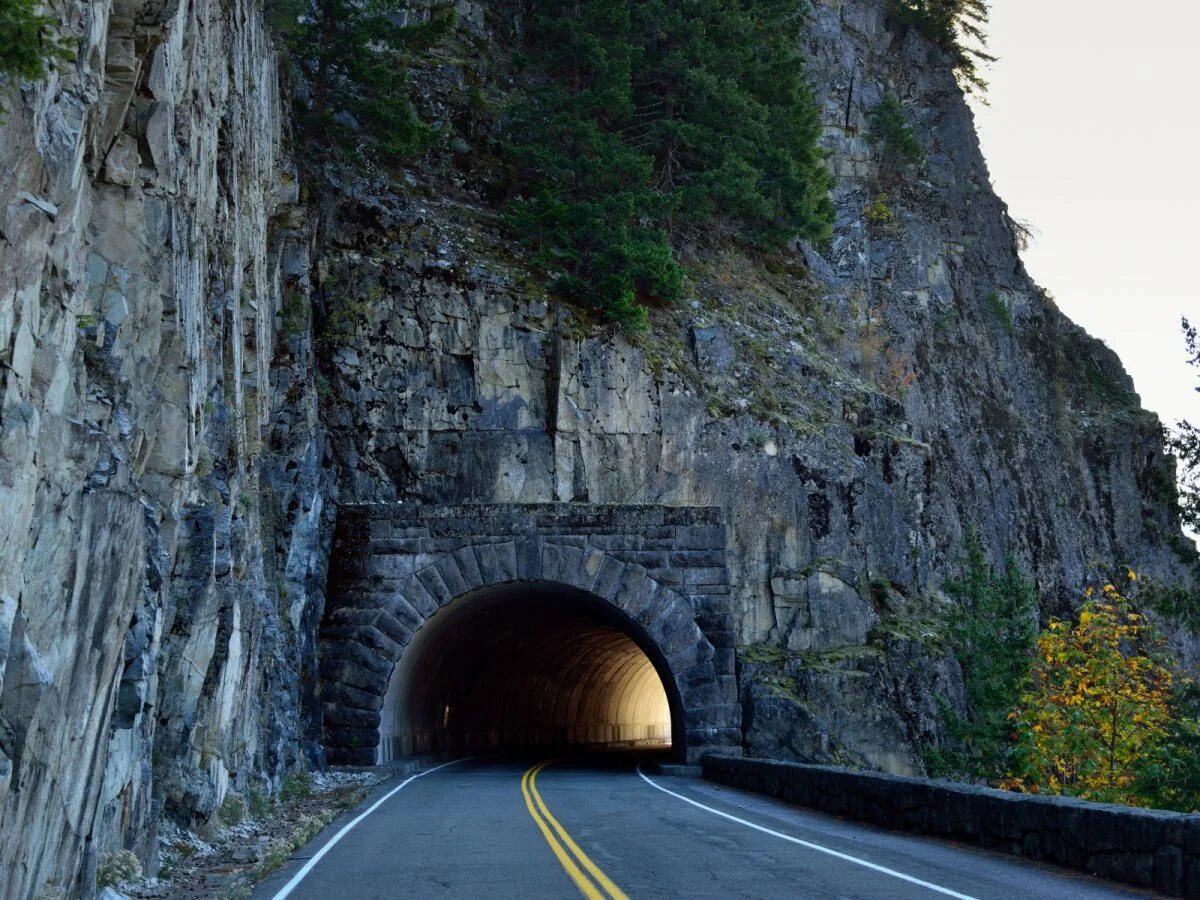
[377,583,680,761]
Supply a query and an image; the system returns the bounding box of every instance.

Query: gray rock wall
[0,1,330,896]
[0,0,1193,895]
[322,0,1193,777]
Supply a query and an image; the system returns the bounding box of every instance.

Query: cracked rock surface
[1,1,331,896]
[0,0,1195,896]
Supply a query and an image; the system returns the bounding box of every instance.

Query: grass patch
[280,770,314,802]
[217,794,247,827]
[96,850,141,890]
[985,291,1013,333]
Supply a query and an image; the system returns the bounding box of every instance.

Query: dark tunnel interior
[377,583,682,761]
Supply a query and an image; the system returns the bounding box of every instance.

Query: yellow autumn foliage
[1002,584,1173,805]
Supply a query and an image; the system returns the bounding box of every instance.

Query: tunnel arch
[378,582,686,760]
[319,506,743,765]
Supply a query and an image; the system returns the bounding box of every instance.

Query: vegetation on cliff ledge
[868,93,925,174]
[502,0,834,330]
[1167,318,1200,531]
[0,0,74,115]
[267,0,453,163]
[886,0,994,93]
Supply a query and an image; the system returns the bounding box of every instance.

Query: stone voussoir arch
[319,503,742,764]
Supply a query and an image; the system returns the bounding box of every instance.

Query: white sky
[969,0,1199,430]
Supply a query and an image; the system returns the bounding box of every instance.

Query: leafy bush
[217,793,247,827]
[0,0,74,115]
[927,536,1037,781]
[863,194,894,226]
[503,0,833,329]
[1002,584,1174,806]
[886,0,993,93]
[868,94,924,171]
[985,291,1013,333]
[248,784,274,820]
[280,769,314,802]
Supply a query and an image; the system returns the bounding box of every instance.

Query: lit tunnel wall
[377,583,680,761]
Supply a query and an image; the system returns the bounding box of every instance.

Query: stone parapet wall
[703,755,1200,896]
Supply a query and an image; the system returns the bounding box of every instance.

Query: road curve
[252,756,1148,900]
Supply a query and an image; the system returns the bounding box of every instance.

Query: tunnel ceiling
[380,584,676,759]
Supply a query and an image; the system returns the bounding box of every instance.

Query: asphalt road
[253,756,1148,900]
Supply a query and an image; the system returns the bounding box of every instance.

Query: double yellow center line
[520,760,629,900]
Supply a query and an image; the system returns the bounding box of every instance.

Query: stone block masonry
[322,503,741,764]
[703,755,1200,896]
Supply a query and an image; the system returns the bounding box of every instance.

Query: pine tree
[868,93,924,175]
[0,0,74,115]
[886,0,993,94]
[503,0,834,329]
[504,0,678,330]
[630,0,832,245]
[268,0,452,162]
[1167,318,1200,530]
[927,535,1037,781]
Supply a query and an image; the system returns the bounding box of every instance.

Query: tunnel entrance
[379,583,681,761]
[320,503,743,765]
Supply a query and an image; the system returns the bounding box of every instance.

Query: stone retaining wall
[703,755,1200,896]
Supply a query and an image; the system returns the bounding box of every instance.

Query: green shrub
[985,291,1013,333]
[280,769,314,802]
[220,881,252,900]
[95,850,141,890]
[280,289,308,336]
[868,94,924,171]
[254,813,333,879]
[256,839,293,878]
[248,784,274,820]
[863,194,894,226]
[217,793,247,827]
[318,294,372,351]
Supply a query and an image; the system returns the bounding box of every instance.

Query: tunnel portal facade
[320,504,741,764]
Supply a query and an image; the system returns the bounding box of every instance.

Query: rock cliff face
[323,0,1192,774]
[0,1,330,896]
[0,0,1192,896]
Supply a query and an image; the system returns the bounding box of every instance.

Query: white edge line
[270,757,475,900]
[636,762,978,900]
